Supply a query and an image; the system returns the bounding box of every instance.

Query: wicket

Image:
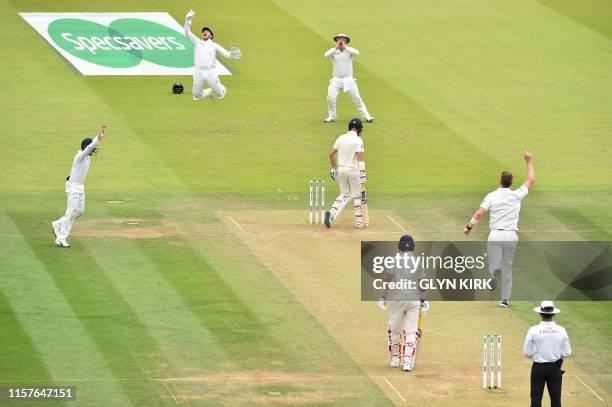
[482,333,502,389]
[309,179,325,224]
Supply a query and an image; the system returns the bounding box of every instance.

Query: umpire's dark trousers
[530,360,564,407]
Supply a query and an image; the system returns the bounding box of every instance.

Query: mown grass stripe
[0,213,132,406]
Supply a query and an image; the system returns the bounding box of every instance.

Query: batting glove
[330,168,338,181]
[185,9,195,21]
[420,300,429,315]
[359,170,368,184]
[377,297,386,310]
[230,47,242,60]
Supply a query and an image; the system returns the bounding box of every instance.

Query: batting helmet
[398,235,415,252]
[172,82,184,94]
[201,26,214,38]
[348,118,363,134]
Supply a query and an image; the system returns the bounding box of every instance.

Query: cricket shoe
[324,211,332,228]
[499,299,509,308]
[55,239,70,248]
[355,220,366,229]
[323,116,336,123]
[390,356,400,368]
[365,116,375,123]
[402,359,413,372]
[51,221,61,238]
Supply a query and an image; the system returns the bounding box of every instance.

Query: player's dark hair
[539,313,554,320]
[500,171,513,188]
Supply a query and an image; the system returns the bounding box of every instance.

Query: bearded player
[51,125,107,248]
[378,235,429,372]
[325,118,368,229]
[184,9,242,100]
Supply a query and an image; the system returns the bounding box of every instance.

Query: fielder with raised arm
[378,235,429,372]
[184,9,241,100]
[323,34,374,123]
[464,151,535,307]
[325,118,368,229]
[51,125,107,248]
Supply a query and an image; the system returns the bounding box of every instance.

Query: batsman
[324,118,368,229]
[378,235,429,372]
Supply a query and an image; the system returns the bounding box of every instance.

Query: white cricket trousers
[388,301,420,363]
[327,77,371,119]
[487,230,518,301]
[330,167,362,224]
[55,192,85,240]
[193,68,226,100]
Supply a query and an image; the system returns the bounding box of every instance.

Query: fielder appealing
[51,125,107,248]
[464,151,535,307]
[324,118,368,229]
[378,235,429,372]
[323,34,374,123]
[184,9,241,101]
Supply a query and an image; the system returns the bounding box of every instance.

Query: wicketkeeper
[323,34,374,123]
[325,118,367,229]
[378,235,429,372]
[184,9,241,100]
[51,125,107,248]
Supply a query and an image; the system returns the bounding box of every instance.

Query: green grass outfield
[1,0,610,405]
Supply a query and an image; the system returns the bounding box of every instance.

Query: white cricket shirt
[480,186,528,231]
[385,252,426,301]
[66,136,99,193]
[333,131,364,169]
[523,321,571,363]
[324,47,359,78]
[185,24,230,70]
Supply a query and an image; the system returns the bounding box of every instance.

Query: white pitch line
[575,376,604,403]
[161,380,179,404]
[1,374,610,382]
[228,216,246,233]
[382,376,405,403]
[387,215,407,233]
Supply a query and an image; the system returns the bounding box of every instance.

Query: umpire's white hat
[534,300,560,314]
[333,33,351,43]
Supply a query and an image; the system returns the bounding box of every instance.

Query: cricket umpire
[523,301,572,407]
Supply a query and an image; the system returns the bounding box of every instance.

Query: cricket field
[1,0,610,405]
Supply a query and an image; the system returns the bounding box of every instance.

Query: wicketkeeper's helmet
[398,235,415,252]
[172,82,184,94]
[348,118,363,134]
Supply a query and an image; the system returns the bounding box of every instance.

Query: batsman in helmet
[378,235,429,372]
[325,118,368,228]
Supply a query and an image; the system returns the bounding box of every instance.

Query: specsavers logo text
[20,13,232,76]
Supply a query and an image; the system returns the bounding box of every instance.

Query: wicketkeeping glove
[359,170,368,184]
[230,47,242,60]
[330,168,338,181]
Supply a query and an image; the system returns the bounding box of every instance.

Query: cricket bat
[360,182,369,225]
[414,312,423,363]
